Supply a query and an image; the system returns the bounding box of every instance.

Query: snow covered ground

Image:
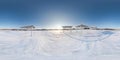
[0,30,120,60]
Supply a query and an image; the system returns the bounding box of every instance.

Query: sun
[54,24,63,29]
[42,10,73,29]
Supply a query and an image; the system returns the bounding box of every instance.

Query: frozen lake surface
[0,30,120,60]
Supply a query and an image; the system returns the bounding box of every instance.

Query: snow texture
[0,30,120,60]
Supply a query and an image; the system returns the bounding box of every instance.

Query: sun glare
[42,10,73,29]
[52,30,63,34]
[54,24,63,29]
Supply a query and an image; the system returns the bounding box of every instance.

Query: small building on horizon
[75,24,98,30]
[62,26,73,29]
[20,25,35,29]
[75,24,90,30]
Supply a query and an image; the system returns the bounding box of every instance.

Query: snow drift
[0,30,120,60]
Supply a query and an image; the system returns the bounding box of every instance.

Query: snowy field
[0,30,120,60]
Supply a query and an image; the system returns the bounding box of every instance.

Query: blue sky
[0,0,120,28]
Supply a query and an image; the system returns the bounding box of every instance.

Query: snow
[0,30,120,60]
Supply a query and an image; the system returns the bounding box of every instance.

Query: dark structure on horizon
[21,25,35,29]
[0,24,117,31]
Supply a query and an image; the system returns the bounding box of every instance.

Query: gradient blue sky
[0,0,120,28]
